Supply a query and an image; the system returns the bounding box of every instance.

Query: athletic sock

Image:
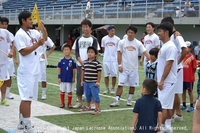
[42,88,46,94]
[115,95,120,101]
[68,93,72,105]
[23,118,31,129]
[183,102,186,107]
[128,93,134,101]
[165,119,172,128]
[19,113,23,123]
[190,103,194,108]
[60,92,65,104]
[6,88,10,94]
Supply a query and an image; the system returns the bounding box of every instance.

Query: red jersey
[183,53,197,82]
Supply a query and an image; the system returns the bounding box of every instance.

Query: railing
[0,1,199,24]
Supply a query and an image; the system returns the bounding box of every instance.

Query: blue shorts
[183,82,193,91]
[84,82,100,103]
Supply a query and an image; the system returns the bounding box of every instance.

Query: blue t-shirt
[58,57,76,82]
[145,61,157,79]
[133,95,162,133]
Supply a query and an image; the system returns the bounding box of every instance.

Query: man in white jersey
[110,25,150,107]
[102,25,120,94]
[85,0,91,18]
[0,19,14,106]
[161,17,188,122]
[0,17,18,100]
[72,19,100,108]
[140,22,160,71]
[35,23,55,100]
[14,11,47,133]
[157,22,178,133]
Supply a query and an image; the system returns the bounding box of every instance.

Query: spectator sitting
[184,0,191,16]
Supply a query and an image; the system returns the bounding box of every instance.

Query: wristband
[118,64,122,67]
[58,75,61,78]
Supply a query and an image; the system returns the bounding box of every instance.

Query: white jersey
[72,35,100,66]
[8,42,13,62]
[14,28,41,76]
[144,33,160,52]
[0,29,14,65]
[118,38,146,71]
[38,37,54,62]
[123,34,127,39]
[101,35,120,62]
[157,40,178,83]
[170,34,187,69]
[86,1,90,10]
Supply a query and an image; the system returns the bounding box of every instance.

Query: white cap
[185,41,192,47]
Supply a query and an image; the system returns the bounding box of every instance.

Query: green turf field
[11,50,197,133]
[0,128,7,133]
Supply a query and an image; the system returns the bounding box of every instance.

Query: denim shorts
[84,82,100,103]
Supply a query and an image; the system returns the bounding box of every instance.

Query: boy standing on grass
[181,41,196,112]
[132,79,162,133]
[79,46,102,115]
[145,48,159,97]
[58,44,76,108]
[73,19,100,109]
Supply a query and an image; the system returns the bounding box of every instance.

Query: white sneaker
[6,92,14,99]
[110,100,119,107]
[23,124,36,133]
[17,121,24,130]
[126,100,132,106]
[90,103,95,110]
[73,102,82,108]
[173,114,183,122]
[41,93,46,100]
[110,89,115,94]
[103,89,109,94]
[165,126,173,133]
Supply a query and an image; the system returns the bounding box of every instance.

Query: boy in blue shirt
[58,44,76,108]
[145,48,159,97]
[132,79,162,133]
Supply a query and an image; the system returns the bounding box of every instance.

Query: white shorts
[60,82,74,93]
[174,69,183,94]
[0,64,10,80]
[8,60,15,77]
[17,74,39,101]
[118,70,139,87]
[158,82,175,109]
[103,61,118,77]
[39,61,46,82]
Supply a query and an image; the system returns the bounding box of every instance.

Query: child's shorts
[60,82,74,93]
[84,82,100,103]
[183,82,193,91]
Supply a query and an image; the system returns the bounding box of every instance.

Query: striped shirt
[82,59,102,82]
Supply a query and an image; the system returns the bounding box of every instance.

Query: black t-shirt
[133,94,162,133]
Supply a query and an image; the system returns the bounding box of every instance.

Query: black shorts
[183,82,193,91]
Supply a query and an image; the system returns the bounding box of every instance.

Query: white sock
[115,96,120,101]
[6,88,10,94]
[128,94,133,100]
[165,119,172,128]
[19,113,23,123]
[23,117,31,128]
[42,88,46,94]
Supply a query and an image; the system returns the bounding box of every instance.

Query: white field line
[47,82,193,106]
[47,82,136,103]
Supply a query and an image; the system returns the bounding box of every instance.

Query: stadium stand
[0,0,199,20]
